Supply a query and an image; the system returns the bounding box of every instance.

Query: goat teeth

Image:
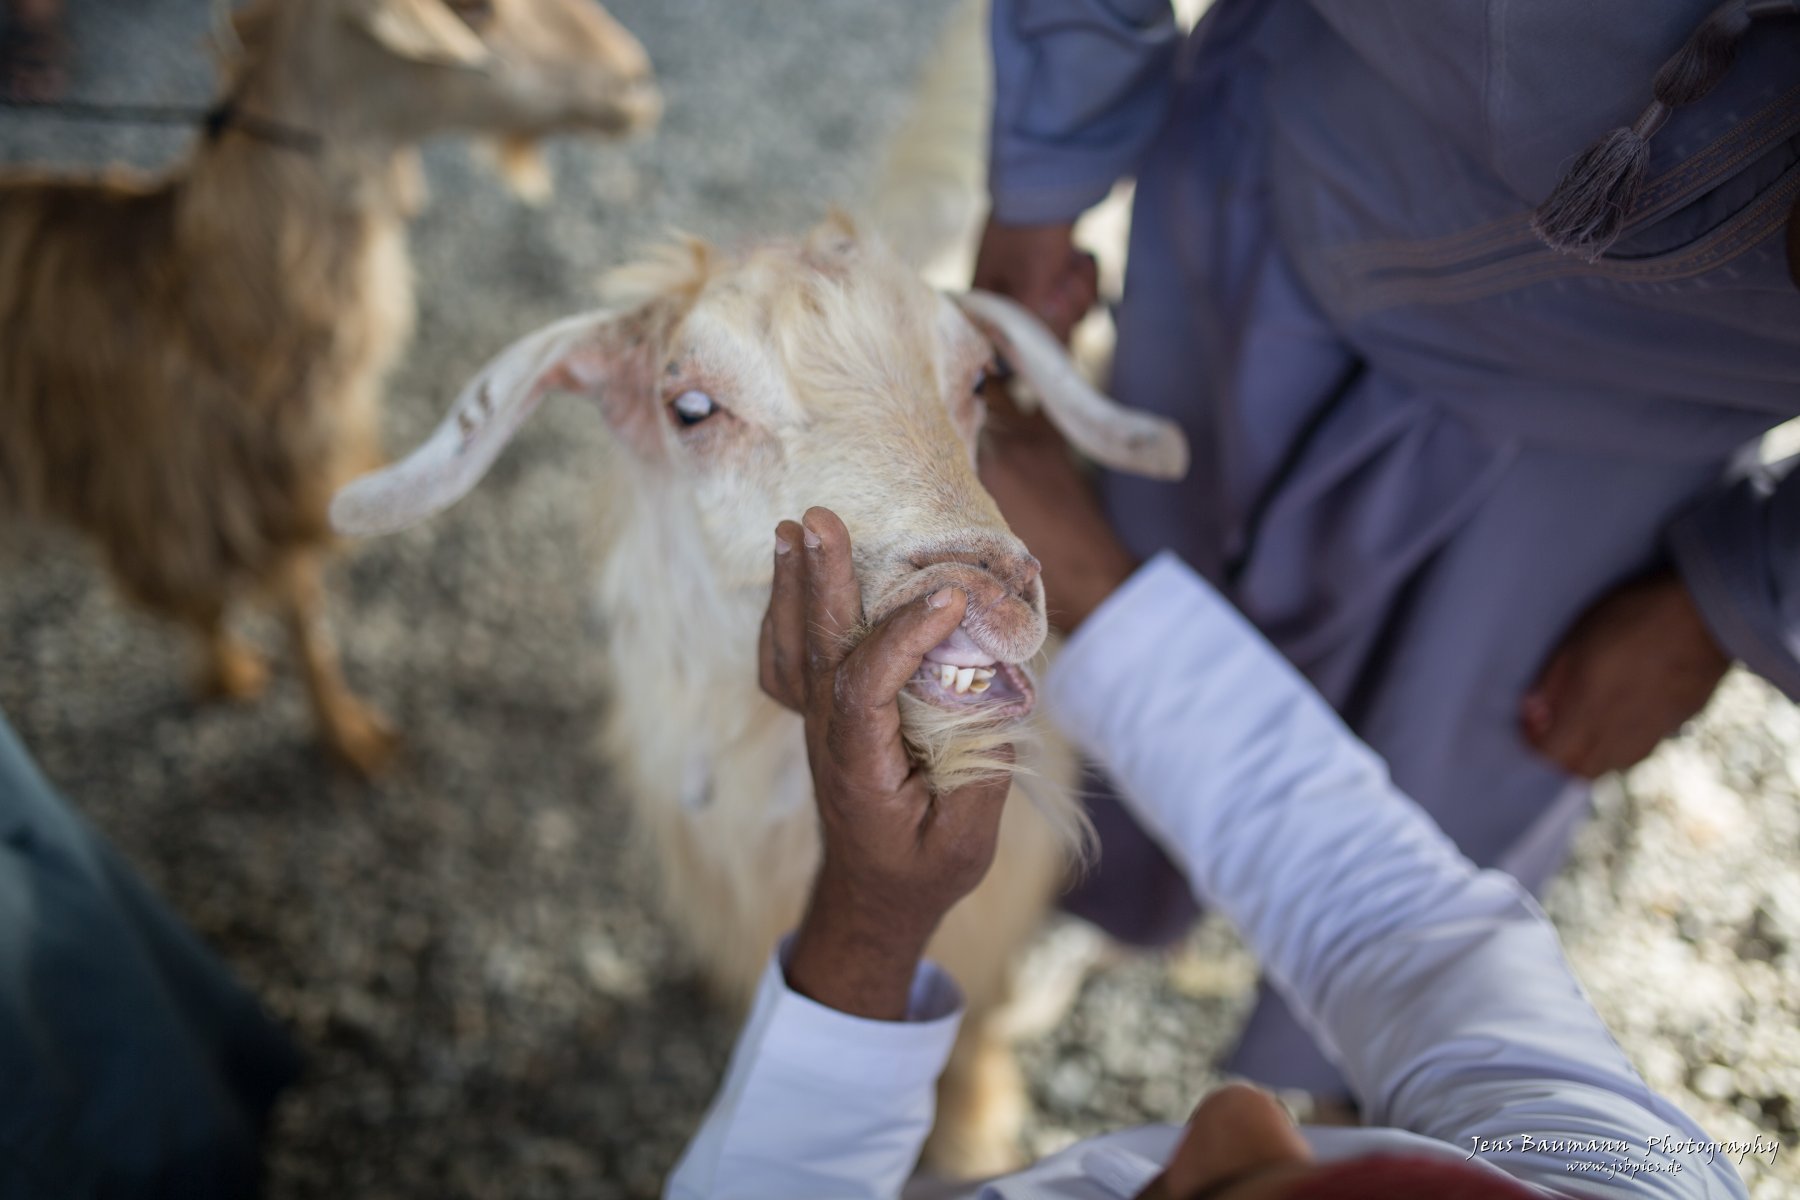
[939,664,958,689]
[971,667,995,681]
[954,667,976,694]
[969,677,992,693]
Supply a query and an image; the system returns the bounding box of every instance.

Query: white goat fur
[597,234,1081,1174]
[584,231,1085,1027]
[333,218,1189,1171]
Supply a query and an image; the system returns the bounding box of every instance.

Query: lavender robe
[991,0,1800,1091]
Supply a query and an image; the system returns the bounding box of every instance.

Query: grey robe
[991,0,1800,1091]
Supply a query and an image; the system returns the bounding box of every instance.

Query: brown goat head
[232,0,660,144]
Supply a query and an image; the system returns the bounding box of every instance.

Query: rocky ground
[0,2,1793,1197]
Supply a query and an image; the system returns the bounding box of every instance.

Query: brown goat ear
[956,290,1189,481]
[349,0,489,68]
[331,307,664,537]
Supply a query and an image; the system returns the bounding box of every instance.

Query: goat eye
[972,367,989,395]
[670,390,718,427]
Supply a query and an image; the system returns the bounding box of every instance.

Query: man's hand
[760,507,1014,1020]
[978,384,1139,633]
[1522,570,1731,779]
[971,214,1135,630]
[971,216,1099,344]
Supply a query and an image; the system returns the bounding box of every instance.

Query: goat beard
[896,686,1030,795]
[820,613,1094,859]
[843,611,1035,795]
[897,687,1095,862]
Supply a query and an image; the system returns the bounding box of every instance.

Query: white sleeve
[664,946,964,1200]
[1044,553,1748,1199]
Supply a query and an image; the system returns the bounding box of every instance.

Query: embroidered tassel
[1533,0,1761,261]
[1531,121,1655,262]
[1654,4,1753,104]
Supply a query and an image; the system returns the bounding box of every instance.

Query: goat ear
[349,0,489,68]
[331,308,664,537]
[957,290,1189,481]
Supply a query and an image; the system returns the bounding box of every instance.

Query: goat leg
[925,1016,1028,1177]
[194,618,271,703]
[279,554,396,777]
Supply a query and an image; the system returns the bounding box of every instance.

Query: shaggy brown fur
[0,0,656,773]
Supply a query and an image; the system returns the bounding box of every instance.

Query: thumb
[835,587,971,714]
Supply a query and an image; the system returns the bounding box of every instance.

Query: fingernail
[775,535,792,555]
[802,526,822,550]
[927,588,954,609]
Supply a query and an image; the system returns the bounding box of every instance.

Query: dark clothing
[0,716,297,1198]
[993,0,1800,1090]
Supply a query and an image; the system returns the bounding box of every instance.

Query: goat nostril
[912,548,1042,600]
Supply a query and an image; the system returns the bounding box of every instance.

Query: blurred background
[0,2,1793,1197]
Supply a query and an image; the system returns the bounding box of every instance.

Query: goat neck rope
[202,96,321,156]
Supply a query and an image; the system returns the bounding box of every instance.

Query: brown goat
[0,0,658,773]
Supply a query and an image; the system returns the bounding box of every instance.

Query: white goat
[331,217,1188,1173]
[0,0,657,774]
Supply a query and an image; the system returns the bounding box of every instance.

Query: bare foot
[0,16,67,104]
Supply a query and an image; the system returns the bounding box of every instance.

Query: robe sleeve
[988,0,1181,225]
[662,945,963,1200]
[1045,554,1748,1199]
[1668,453,1800,702]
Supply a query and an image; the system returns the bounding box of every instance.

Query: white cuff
[747,940,964,1093]
[664,945,967,1198]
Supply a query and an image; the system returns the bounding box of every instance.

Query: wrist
[1056,549,1139,633]
[982,213,1077,239]
[785,870,942,1021]
[1664,569,1730,670]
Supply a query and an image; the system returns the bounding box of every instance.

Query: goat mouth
[909,626,1035,719]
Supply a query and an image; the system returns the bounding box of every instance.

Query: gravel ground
[0,3,1795,1198]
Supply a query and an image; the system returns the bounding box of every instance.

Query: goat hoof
[326,704,399,778]
[200,644,271,702]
